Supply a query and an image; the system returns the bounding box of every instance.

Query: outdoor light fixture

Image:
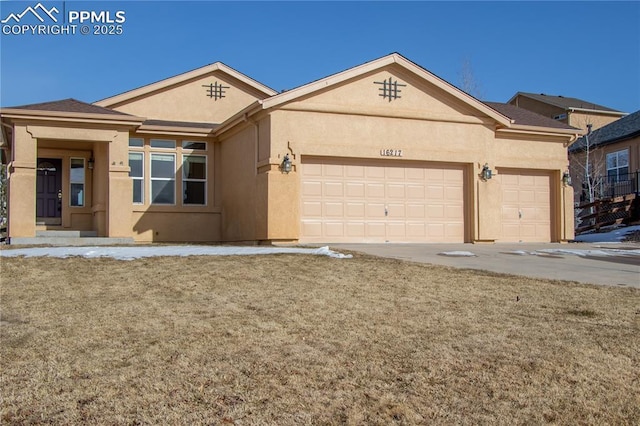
[562,170,572,186]
[88,157,95,170]
[481,163,492,181]
[281,154,292,174]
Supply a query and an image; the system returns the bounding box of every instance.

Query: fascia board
[0,109,145,126]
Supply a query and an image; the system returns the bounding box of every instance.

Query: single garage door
[300,157,465,243]
[499,170,551,242]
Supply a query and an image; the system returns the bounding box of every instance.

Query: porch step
[36,230,98,238]
[10,232,134,246]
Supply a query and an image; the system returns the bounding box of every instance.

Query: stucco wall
[109,71,265,124]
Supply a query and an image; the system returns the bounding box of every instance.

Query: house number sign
[380,149,403,157]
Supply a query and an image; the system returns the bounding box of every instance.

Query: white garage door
[300,158,465,243]
[499,170,551,242]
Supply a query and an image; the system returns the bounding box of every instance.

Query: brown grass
[1,253,639,425]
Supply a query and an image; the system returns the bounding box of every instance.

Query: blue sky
[1,1,639,113]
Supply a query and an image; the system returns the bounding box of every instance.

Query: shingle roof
[484,102,578,130]
[4,98,131,115]
[513,92,623,113]
[569,110,640,152]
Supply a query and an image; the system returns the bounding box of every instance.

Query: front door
[36,158,62,225]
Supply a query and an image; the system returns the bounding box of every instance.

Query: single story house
[0,53,581,244]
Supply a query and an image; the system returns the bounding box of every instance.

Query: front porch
[0,99,144,243]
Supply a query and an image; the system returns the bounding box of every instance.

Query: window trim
[182,154,207,206]
[129,151,145,205]
[606,149,629,183]
[150,152,176,205]
[69,157,85,207]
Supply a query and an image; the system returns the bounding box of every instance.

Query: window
[151,153,175,204]
[129,137,144,147]
[150,139,176,149]
[182,141,207,151]
[129,152,144,204]
[183,155,206,205]
[70,158,85,207]
[606,149,629,183]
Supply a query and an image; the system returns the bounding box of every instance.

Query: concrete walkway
[323,242,640,288]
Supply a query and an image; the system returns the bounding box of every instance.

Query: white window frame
[69,157,85,207]
[182,154,207,206]
[150,152,176,205]
[129,151,145,204]
[606,149,629,183]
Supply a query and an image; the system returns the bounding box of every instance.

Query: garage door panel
[367,183,385,198]
[302,181,322,196]
[346,165,365,178]
[407,185,425,199]
[301,221,322,237]
[346,202,365,217]
[324,222,344,236]
[346,182,365,197]
[302,201,322,216]
[407,204,426,218]
[387,184,406,198]
[301,159,465,243]
[324,182,344,197]
[324,164,344,177]
[323,202,344,217]
[346,222,365,237]
[366,222,386,236]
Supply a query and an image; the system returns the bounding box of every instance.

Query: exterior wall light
[481,163,492,181]
[281,154,292,174]
[88,157,95,170]
[562,170,572,186]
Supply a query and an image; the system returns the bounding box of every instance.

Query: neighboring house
[508,92,627,132]
[568,110,640,203]
[0,53,581,244]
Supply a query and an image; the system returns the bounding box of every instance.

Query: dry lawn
[1,252,639,425]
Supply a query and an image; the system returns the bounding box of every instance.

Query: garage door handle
[385,206,388,217]
[519,210,522,219]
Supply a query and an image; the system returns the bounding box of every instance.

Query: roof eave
[0,108,145,126]
[567,107,627,116]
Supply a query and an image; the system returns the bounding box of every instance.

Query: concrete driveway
[323,242,640,288]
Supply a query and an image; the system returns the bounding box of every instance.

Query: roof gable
[94,62,278,124]
[260,53,512,126]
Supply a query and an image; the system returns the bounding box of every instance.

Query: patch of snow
[0,245,353,261]
[574,225,640,243]
[536,248,640,258]
[438,251,476,257]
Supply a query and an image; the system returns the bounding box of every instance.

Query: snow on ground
[573,224,640,243]
[0,245,353,260]
[438,251,477,257]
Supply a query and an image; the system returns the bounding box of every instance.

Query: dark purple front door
[36,158,62,222]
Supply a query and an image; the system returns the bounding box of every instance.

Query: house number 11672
[380,149,403,157]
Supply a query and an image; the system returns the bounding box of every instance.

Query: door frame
[36,157,63,225]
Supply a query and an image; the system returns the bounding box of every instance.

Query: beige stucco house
[1,53,582,244]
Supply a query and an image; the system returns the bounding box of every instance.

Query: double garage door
[300,158,466,243]
[300,158,553,243]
